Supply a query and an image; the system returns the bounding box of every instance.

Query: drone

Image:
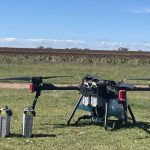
[0,75,150,130]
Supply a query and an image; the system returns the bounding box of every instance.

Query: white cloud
[132,8,150,14]
[0,38,17,42]
[121,8,150,14]
[0,37,150,51]
[24,38,85,44]
[0,38,87,49]
[96,41,150,51]
[96,41,128,49]
[25,39,46,42]
[143,43,150,49]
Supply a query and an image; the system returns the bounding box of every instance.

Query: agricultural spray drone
[0,75,150,130]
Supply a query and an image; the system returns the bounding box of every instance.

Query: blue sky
[0,0,150,50]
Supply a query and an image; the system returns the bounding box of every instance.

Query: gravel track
[0,83,28,89]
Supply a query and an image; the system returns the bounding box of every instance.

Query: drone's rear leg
[74,115,92,126]
[128,104,136,124]
[67,95,83,126]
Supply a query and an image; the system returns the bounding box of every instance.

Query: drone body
[0,74,150,131]
[67,75,135,129]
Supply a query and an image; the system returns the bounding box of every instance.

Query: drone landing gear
[127,105,136,124]
[67,95,83,126]
[122,102,136,125]
[67,96,103,126]
[104,101,136,130]
[74,115,92,126]
[67,96,136,130]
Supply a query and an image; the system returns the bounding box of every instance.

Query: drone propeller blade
[0,76,73,82]
[0,77,32,81]
[42,76,73,79]
[118,83,135,89]
[127,78,150,81]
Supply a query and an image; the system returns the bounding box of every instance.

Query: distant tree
[46,47,53,49]
[82,48,90,50]
[117,47,129,51]
[37,46,44,49]
[71,47,79,50]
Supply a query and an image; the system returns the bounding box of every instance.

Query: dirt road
[0,83,28,89]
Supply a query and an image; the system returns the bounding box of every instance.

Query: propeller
[0,76,73,82]
[126,78,150,81]
[117,82,135,90]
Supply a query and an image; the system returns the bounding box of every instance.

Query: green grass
[1,62,150,84]
[0,89,149,150]
[0,56,150,149]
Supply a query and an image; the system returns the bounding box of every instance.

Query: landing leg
[122,102,128,124]
[67,95,83,126]
[74,115,92,126]
[128,104,136,124]
[104,101,109,130]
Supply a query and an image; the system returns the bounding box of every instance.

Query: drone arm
[127,87,150,91]
[52,85,80,91]
[41,83,80,91]
[30,83,79,110]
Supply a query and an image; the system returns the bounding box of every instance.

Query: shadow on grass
[52,120,150,134]
[9,133,22,138]
[32,133,57,138]
[53,121,100,128]
[135,121,150,135]
[111,121,150,133]
[9,133,57,138]
[47,119,93,128]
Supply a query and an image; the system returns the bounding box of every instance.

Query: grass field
[0,57,150,150]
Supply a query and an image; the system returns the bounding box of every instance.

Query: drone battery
[91,96,97,107]
[108,99,123,117]
[0,107,12,137]
[82,96,90,106]
[22,108,36,138]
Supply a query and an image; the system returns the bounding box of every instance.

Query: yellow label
[26,111,31,116]
[0,111,6,116]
